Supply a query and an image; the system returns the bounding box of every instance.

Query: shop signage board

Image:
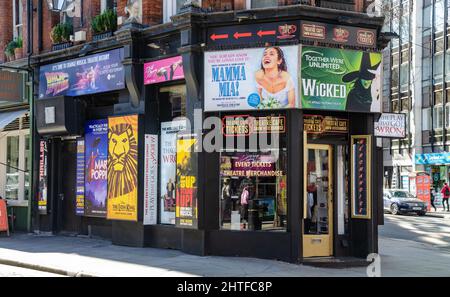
[107,115,139,221]
[144,134,158,225]
[204,45,300,111]
[374,113,406,138]
[300,21,377,49]
[415,152,450,165]
[84,119,108,218]
[160,120,187,225]
[222,115,286,136]
[144,56,184,85]
[76,138,85,216]
[38,48,125,99]
[220,153,283,177]
[301,46,382,113]
[176,134,198,228]
[207,21,299,46]
[38,140,48,214]
[351,135,372,219]
[0,71,25,106]
[303,115,349,134]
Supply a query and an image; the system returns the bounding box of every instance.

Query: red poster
[0,200,9,233]
[416,172,431,211]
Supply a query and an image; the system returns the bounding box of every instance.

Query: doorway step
[302,257,371,269]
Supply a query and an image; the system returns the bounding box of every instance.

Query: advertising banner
[374,113,407,138]
[301,46,382,113]
[204,45,299,111]
[176,134,198,228]
[300,21,377,49]
[351,135,372,219]
[76,138,85,216]
[84,119,108,217]
[107,115,139,221]
[144,56,184,85]
[160,120,187,225]
[38,48,125,99]
[144,134,158,225]
[38,140,48,214]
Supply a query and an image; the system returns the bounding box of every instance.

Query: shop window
[434,104,444,129]
[219,114,288,231]
[1,128,30,204]
[445,103,450,128]
[159,85,186,120]
[434,53,444,83]
[6,136,20,200]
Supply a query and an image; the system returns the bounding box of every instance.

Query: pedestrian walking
[430,188,437,212]
[440,182,450,211]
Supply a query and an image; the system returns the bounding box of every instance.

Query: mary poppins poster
[84,119,108,217]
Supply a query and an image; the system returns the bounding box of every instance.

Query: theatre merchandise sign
[304,115,348,134]
[222,115,286,136]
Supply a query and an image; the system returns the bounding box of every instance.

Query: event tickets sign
[107,115,139,221]
[38,48,125,98]
[220,153,283,177]
[204,46,299,111]
[301,46,382,113]
[84,119,108,218]
[374,113,406,138]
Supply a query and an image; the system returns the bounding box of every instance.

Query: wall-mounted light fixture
[46,0,66,11]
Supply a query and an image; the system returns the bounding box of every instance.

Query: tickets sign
[222,115,286,136]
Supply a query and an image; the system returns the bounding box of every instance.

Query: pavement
[0,231,449,277]
[426,210,450,219]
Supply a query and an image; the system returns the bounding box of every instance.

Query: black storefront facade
[32,5,387,264]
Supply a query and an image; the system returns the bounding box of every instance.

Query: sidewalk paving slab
[0,233,449,277]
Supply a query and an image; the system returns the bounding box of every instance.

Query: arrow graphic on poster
[257,30,276,37]
[210,33,229,41]
[233,32,252,39]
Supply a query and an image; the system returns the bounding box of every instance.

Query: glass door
[303,144,333,258]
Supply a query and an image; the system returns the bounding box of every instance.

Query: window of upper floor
[13,0,23,39]
[101,0,117,12]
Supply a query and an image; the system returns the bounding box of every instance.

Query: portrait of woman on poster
[255,46,296,108]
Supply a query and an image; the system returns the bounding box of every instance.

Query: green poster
[301,46,382,112]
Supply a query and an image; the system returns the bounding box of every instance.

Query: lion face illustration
[108,123,138,199]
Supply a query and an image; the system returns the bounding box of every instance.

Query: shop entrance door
[303,144,333,258]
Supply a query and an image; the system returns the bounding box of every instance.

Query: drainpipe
[27,0,35,233]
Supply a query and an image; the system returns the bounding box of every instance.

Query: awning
[0,109,27,131]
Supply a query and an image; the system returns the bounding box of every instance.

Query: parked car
[383,189,428,216]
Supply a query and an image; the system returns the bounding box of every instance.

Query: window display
[219,150,287,231]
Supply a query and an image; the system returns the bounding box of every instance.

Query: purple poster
[38,48,125,98]
[84,119,108,217]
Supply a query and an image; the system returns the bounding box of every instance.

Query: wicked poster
[107,115,139,221]
[84,119,108,217]
[38,48,125,99]
[176,134,198,228]
[301,46,382,113]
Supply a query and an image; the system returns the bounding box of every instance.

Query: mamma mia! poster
[204,45,299,111]
[84,119,108,218]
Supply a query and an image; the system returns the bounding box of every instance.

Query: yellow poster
[107,115,139,221]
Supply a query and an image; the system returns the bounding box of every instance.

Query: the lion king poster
[107,115,139,221]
